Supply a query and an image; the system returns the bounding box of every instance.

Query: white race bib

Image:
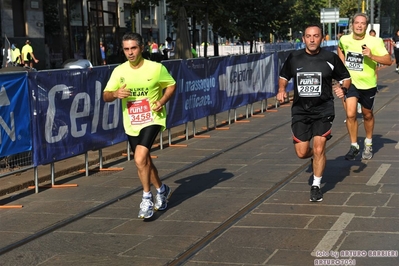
[127,98,154,125]
[345,51,364,71]
[296,72,322,97]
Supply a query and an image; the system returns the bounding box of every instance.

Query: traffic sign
[320,8,339,23]
[338,18,349,27]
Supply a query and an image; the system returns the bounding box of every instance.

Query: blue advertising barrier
[219,53,275,111]
[2,46,335,170]
[165,53,276,129]
[28,67,127,166]
[0,72,32,157]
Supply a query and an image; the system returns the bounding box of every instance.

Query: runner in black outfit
[391,28,399,73]
[277,24,351,202]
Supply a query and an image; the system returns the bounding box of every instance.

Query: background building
[0,0,46,69]
[0,0,170,69]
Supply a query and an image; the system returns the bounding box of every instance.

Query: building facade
[1,0,170,69]
[0,0,45,69]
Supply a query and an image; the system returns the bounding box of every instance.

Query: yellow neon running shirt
[11,48,21,63]
[104,59,176,136]
[21,44,33,61]
[339,33,388,89]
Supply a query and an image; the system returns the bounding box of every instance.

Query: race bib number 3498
[296,72,322,97]
[127,98,154,125]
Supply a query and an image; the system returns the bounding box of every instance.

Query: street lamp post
[370,0,375,29]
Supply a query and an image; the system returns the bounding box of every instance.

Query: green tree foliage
[380,0,399,34]
[336,0,358,18]
[130,0,397,52]
[216,0,294,42]
[132,0,294,47]
[43,0,61,36]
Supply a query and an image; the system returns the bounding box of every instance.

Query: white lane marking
[311,212,355,257]
[366,163,391,186]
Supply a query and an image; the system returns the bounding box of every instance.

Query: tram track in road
[0,112,291,257]
[167,91,399,265]
[0,90,397,261]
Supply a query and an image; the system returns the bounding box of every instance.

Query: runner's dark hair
[122,32,144,46]
[303,24,324,36]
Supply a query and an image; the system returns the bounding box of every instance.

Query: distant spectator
[21,39,39,68]
[295,37,302,49]
[191,45,198,58]
[165,37,175,59]
[0,44,3,68]
[159,43,169,60]
[337,31,344,40]
[150,40,159,53]
[159,43,165,51]
[2,45,11,67]
[369,29,376,37]
[100,41,106,65]
[391,29,399,72]
[11,44,22,66]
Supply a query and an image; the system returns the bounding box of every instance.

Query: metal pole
[370,0,375,29]
[328,2,332,39]
[51,163,55,185]
[99,149,103,169]
[85,152,89,176]
[204,7,208,57]
[34,167,39,193]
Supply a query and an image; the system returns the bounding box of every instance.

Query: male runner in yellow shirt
[338,13,391,160]
[103,32,176,219]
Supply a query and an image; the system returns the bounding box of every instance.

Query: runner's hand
[276,91,287,103]
[333,85,345,99]
[152,100,163,112]
[114,84,130,99]
[362,45,372,58]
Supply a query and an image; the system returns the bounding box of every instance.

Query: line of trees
[42,0,398,62]
[132,0,398,50]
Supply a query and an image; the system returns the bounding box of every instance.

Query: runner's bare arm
[277,78,288,103]
[337,47,345,63]
[152,84,176,112]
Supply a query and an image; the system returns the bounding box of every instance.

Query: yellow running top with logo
[104,59,176,136]
[338,33,388,89]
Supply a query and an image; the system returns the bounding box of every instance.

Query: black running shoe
[345,145,359,160]
[310,186,323,202]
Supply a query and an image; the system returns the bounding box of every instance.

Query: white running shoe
[362,142,373,160]
[138,196,154,219]
[154,185,172,211]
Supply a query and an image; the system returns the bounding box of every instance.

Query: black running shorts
[127,125,161,152]
[345,84,378,111]
[292,116,334,143]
